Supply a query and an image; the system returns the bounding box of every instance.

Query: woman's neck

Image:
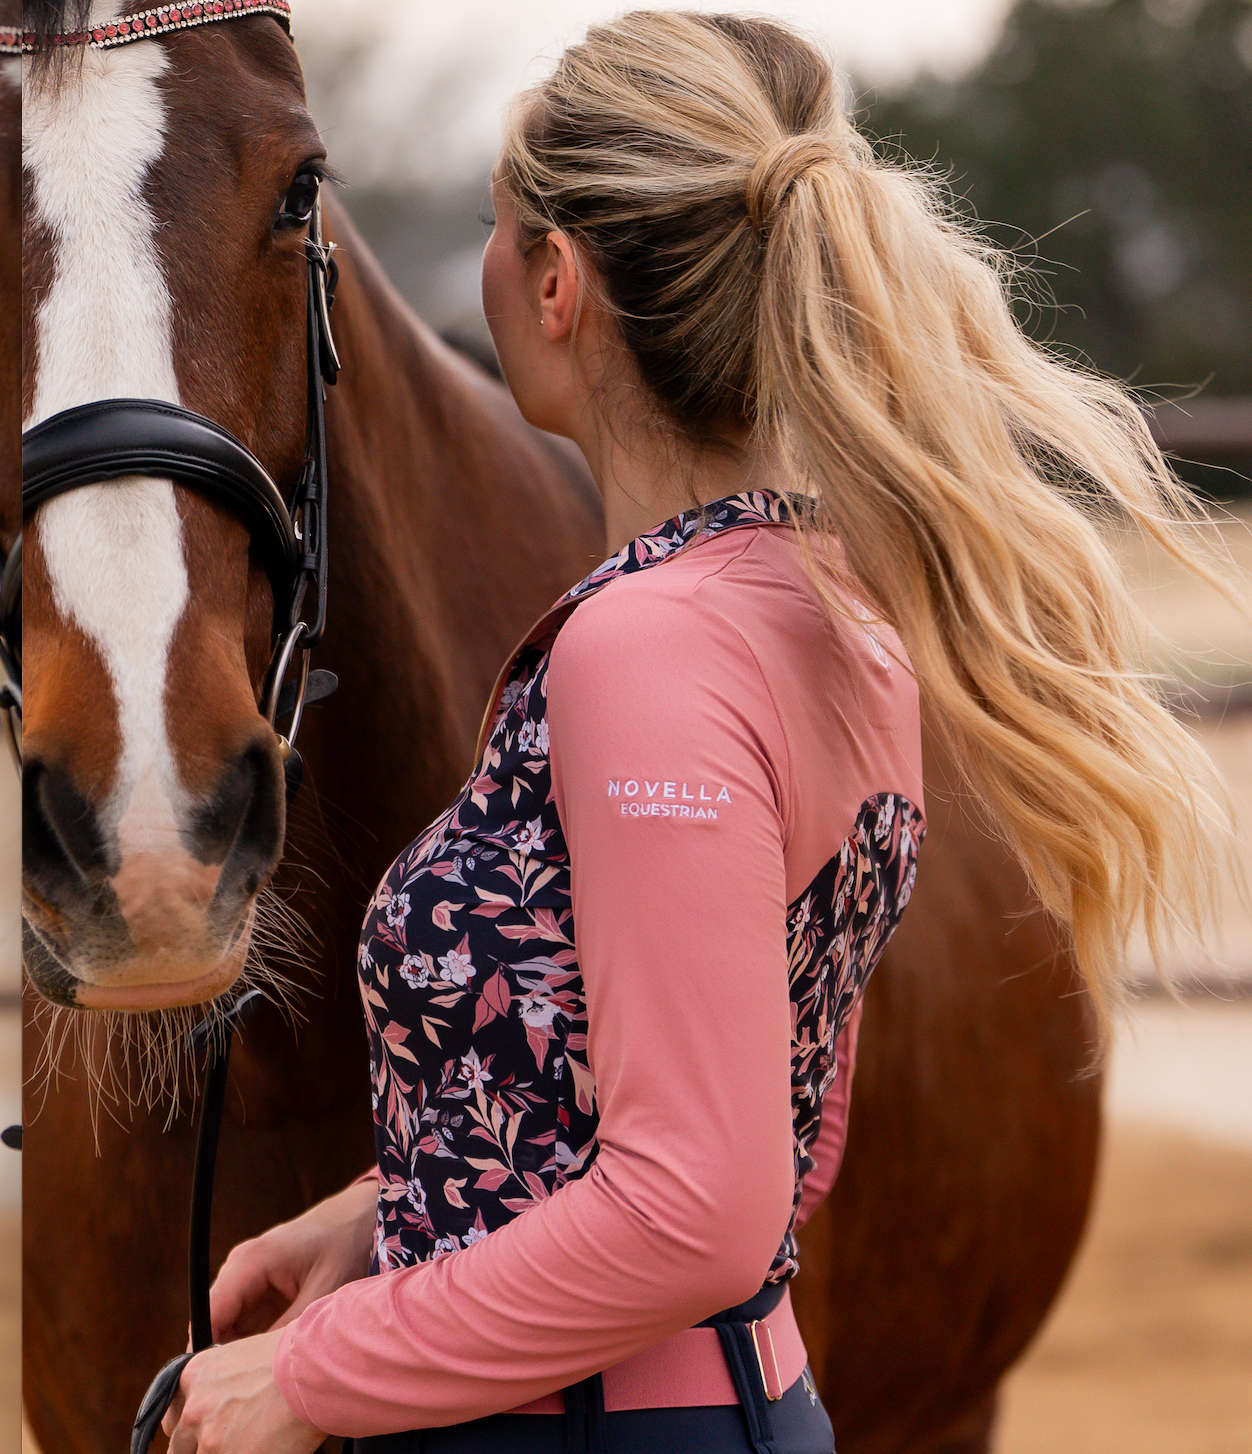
[572,411,797,554]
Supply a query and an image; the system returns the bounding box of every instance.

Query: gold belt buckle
[749,1319,784,1401]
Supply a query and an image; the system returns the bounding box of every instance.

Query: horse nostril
[188,739,286,900]
[189,750,259,865]
[23,759,112,898]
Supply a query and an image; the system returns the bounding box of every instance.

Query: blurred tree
[867,0,1252,395]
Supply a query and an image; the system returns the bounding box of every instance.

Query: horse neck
[260,195,600,1076]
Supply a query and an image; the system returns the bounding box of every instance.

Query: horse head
[22,3,327,1015]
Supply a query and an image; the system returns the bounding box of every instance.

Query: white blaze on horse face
[24,30,223,977]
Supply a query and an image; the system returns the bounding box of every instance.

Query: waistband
[507,1286,805,1415]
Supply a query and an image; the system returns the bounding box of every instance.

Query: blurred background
[14,0,1252,1449]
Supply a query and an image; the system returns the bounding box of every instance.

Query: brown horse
[19,9,1100,1454]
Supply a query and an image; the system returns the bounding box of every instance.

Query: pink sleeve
[272,587,798,1437]
[795,1000,861,1231]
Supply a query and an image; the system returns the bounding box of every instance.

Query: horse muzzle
[21,735,284,1009]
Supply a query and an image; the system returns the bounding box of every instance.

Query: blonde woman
[163,12,1233,1454]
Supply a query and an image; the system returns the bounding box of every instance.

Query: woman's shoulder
[557,523,817,653]
[556,524,887,672]
[552,522,919,757]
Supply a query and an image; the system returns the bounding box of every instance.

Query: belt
[510,1282,802,1454]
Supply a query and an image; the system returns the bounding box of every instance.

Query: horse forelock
[24,1,121,57]
[23,0,93,49]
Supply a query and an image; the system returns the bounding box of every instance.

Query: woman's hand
[209,1177,378,1343]
[161,1331,325,1453]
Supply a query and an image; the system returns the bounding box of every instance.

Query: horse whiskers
[24,996,206,1147]
[235,885,318,1031]
[24,885,321,1145]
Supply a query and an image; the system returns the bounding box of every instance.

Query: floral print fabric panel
[772,792,924,1280]
[357,638,592,1272]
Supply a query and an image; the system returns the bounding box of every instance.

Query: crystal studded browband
[4,0,292,53]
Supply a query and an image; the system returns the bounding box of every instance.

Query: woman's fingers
[207,1182,378,1340]
[210,1237,300,1342]
[209,1239,269,1330]
[265,1264,347,1331]
[160,1379,186,1439]
[217,1279,294,1342]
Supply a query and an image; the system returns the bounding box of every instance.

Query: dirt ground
[996,1123,1252,1454]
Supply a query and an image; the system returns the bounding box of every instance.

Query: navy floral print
[357,491,923,1283]
[777,791,922,1276]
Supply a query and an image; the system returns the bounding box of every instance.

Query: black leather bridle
[8,193,341,788]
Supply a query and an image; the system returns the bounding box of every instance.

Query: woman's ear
[538,231,580,341]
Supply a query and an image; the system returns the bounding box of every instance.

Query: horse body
[19,12,1099,1454]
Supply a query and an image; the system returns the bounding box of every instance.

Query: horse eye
[277,170,321,229]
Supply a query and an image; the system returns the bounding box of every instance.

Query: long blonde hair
[499,10,1240,1023]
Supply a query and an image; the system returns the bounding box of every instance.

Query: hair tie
[745,134,834,233]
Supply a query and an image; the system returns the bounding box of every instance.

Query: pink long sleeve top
[274,491,924,1437]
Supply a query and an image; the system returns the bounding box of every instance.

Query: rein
[129,988,267,1454]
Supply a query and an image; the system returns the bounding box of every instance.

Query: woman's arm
[272,581,799,1437]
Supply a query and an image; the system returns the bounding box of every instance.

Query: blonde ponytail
[500,10,1243,1022]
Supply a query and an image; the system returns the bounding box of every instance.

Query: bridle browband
[7,139,340,780]
[4,0,293,53]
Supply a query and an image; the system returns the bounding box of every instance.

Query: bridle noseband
[9,192,340,786]
[23,400,296,596]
